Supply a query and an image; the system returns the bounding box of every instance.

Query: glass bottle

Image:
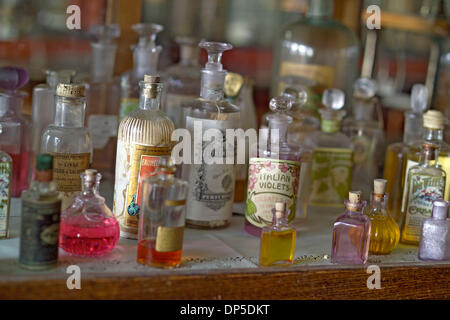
[303,88,354,207]
[19,154,61,270]
[137,157,188,268]
[342,78,384,198]
[162,37,201,128]
[245,96,302,236]
[401,143,446,245]
[0,66,31,197]
[331,191,371,265]
[271,0,360,112]
[259,201,296,267]
[41,84,93,210]
[419,199,450,261]
[59,169,120,256]
[119,23,163,121]
[365,179,400,255]
[383,84,427,224]
[183,41,240,229]
[0,150,12,239]
[30,69,75,179]
[114,75,175,239]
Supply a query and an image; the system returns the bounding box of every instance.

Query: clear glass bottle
[0,66,31,197]
[383,84,427,224]
[342,78,384,198]
[114,75,175,239]
[41,84,93,211]
[271,0,360,112]
[331,191,371,265]
[19,154,61,270]
[0,150,12,239]
[162,37,201,128]
[30,69,75,179]
[401,143,446,245]
[137,157,188,268]
[59,169,120,256]
[419,199,450,261]
[119,23,163,121]
[183,41,240,229]
[365,179,400,255]
[259,201,296,267]
[245,96,302,236]
[303,88,354,207]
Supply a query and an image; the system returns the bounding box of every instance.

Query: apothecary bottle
[114,75,175,239]
[41,83,92,210]
[0,150,12,239]
[137,157,188,268]
[59,169,120,256]
[183,41,240,229]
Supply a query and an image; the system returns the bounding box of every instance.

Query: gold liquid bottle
[113,75,175,239]
[365,179,400,255]
[259,202,296,267]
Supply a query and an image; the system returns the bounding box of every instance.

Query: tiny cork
[374,179,387,195]
[56,83,85,98]
[275,202,286,212]
[423,110,445,129]
[84,169,98,182]
[348,191,361,204]
[144,75,160,84]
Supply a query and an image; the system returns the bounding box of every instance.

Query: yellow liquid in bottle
[367,215,400,254]
[259,229,296,266]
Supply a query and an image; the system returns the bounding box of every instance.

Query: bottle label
[0,161,12,238]
[403,174,445,242]
[19,196,61,268]
[246,158,301,228]
[155,226,184,252]
[114,141,172,233]
[310,147,353,206]
[88,114,118,149]
[119,98,139,121]
[401,159,419,212]
[351,133,375,165]
[165,93,196,127]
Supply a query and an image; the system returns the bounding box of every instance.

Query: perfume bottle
[183,41,240,229]
[137,157,188,268]
[303,88,354,207]
[259,202,296,267]
[331,191,371,264]
[342,78,384,198]
[19,154,61,269]
[271,0,360,111]
[245,96,302,236]
[31,69,75,178]
[80,24,121,179]
[119,23,163,121]
[0,150,12,239]
[365,179,400,255]
[59,169,120,256]
[401,143,446,245]
[419,199,450,261]
[114,75,174,239]
[162,37,201,128]
[383,84,427,224]
[0,66,31,197]
[41,84,93,210]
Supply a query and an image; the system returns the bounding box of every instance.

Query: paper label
[119,98,139,121]
[88,114,118,149]
[310,147,353,206]
[401,159,419,212]
[0,161,12,238]
[155,226,184,252]
[246,158,300,228]
[165,93,196,127]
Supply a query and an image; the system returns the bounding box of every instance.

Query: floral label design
[404,174,445,241]
[0,162,12,238]
[246,158,300,228]
[310,148,353,206]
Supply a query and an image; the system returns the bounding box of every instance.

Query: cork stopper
[144,75,160,83]
[274,202,286,219]
[56,83,85,97]
[348,191,361,204]
[83,169,99,183]
[423,110,445,129]
[143,74,161,98]
[374,179,386,195]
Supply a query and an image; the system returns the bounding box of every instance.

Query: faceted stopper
[423,110,445,129]
[132,23,163,47]
[411,84,428,114]
[89,24,120,42]
[199,41,232,71]
[269,96,293,113]
[354,77,377,99]
[374,179,387,195]
[0,66,29,91]
[56,83,85,98]
[349,191,362,204]
[431,199,449,220]
[283,87,307,107]
[36,154,53,171]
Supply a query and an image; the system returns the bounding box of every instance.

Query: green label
[321,119,340,133]
[0,161,12,238]
[246,158,301,228]
[310,147,353,206]
[119,98,139,121]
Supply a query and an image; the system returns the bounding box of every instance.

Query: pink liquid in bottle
[10,151,30,197]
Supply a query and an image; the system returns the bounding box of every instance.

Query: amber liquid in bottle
[137,239,182,268]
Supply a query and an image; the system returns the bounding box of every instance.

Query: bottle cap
[36,154,53,171]
[56,83,85,97]
[411,84,428,114]
[354,77,377,100]
[373,179,386,195]
[348,191,361,204]
[431,199,449,220]
[423,110,445,129]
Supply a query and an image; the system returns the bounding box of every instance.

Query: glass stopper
[411,84,428,114]
[89,24,120,43]
[199,41,233,71]
[0,66,29,91]
[269,96,294,113]
[283,87,307,107]
[132,23,163,47]
[354,77,377,99]
[322,88,345,110]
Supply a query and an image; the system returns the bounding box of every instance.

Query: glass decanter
[0,150,12,239]
[419,199,450,261]
[331,191,371,265]
[59,169,120,256]
[365,179,400,255]
[259,202,296,267]
[0,66,31,197]
[119,23,163,121]
[137,156,188,268]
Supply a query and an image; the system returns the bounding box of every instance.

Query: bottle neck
[133,46,161,80]
[54,96,86,127]
[306,0,333,18]
[269,118,290,144]
[403,112,423,145]
[91,42,117,82]
[321,118,340,133]
[345,200,365,215]
[423,127,444,142]
[353,98,374,121]
[35,169,52,183]
[179,45,199,66]
[139,83,163,111]
[272,210,287,228]
[81,178,98,195]
[0,93,22,117]
[200,69,226,101]
[370,193,387,212]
